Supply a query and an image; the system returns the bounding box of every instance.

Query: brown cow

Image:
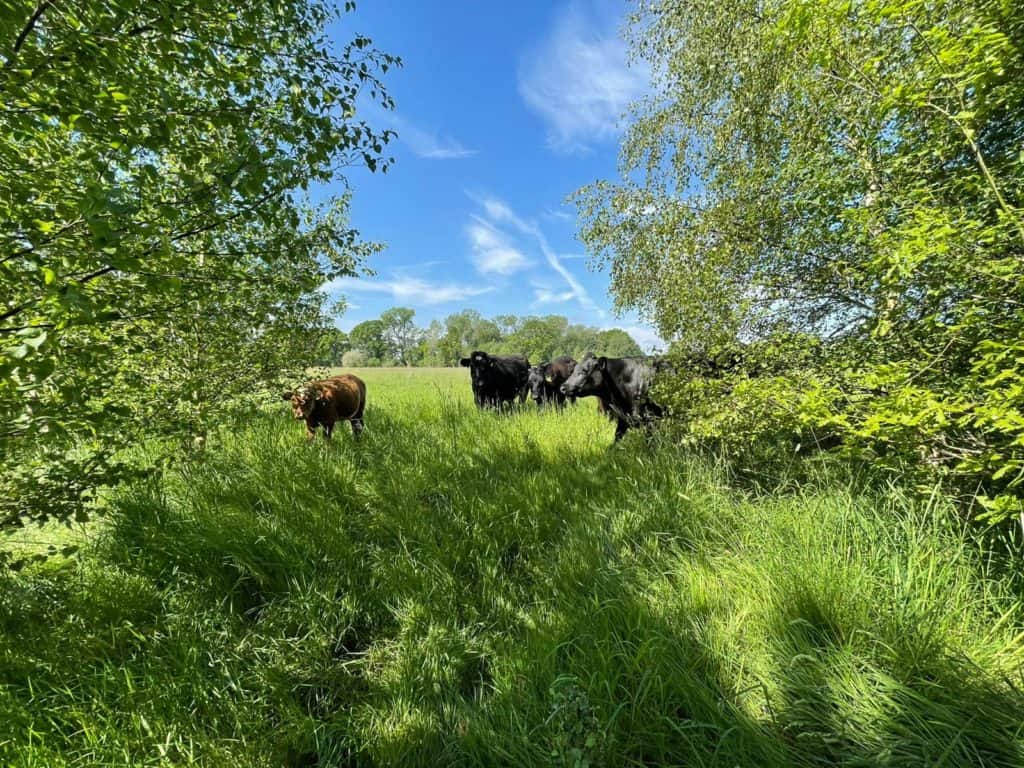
[282,374,366,441]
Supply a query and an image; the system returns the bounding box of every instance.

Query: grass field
[3,367,1024,766]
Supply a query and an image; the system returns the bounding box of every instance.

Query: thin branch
[6,0,55,64]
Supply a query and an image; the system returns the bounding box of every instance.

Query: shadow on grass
[769,581,1024,767]
[2,410,1024,767]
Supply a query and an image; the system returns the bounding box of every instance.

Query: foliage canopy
[0,1,398,526]
[577,0,1024,523]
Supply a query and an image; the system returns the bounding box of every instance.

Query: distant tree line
[314,308,644,368]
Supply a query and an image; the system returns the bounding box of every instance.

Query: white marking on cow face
[290,385,317,419]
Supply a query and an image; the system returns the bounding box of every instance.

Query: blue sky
[321,0,661,350]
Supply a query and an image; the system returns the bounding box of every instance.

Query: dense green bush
[578,0,1024,527]
[0,1,396,528]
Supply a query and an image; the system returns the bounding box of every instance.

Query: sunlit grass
[2,368,1023,766]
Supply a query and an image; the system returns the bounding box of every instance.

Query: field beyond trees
[3,369,1023,767]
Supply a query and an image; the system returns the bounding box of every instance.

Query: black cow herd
[287,351,670,443]
[460,350,667,441]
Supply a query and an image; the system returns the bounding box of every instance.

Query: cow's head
[527,365,549,403]
[461,350,493,378]
[283,384,319,419]
[561,353,605,397]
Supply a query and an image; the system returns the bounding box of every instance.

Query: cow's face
[527,366,548,402]
[463,351,492,380]
[561,354,604,397]
[288,385,318,419]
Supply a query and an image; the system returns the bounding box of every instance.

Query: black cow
[527,356,577,409]
[459,350,530,409]
[561,353,665,441]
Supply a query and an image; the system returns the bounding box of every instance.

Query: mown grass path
[3,368,1024,766]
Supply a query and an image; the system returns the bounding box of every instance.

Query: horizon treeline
[315,308,645,368]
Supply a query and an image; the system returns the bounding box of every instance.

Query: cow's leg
[305,419,317,441]
[613,418,629,442]
[323,421,334,441]
[350,402,365,437]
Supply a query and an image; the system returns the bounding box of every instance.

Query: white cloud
[533,286,577,305]
[327,276,494,305]
[481,197,517,224]
[466,217,531,275]
[542,208,574,223]
[473,193,602,316]
[405,130,477,159]
[383,113,478,159]
[519,1,648,153]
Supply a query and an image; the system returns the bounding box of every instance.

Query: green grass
[3,368,1024,766]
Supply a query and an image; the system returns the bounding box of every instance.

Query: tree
[400,310,646,366]
[576,0,1024,523]
[314,328,350,367]
[495,314,520,338]
[417,319,446,366]
[594,329,642,358]
[0,1,398,527]
[348,320,389,362]
[563,324,599,360]
[503,315,569,363]
[379,307,423,366]
[437,310,501,364]
[341,349,368,367]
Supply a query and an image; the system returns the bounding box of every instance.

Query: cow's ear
[281,391,294,401]
[459,358,471,367]
[597,356,608,370]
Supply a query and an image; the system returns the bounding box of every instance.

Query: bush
[577,0,1024,529]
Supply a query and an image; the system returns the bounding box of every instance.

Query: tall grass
[2,367,1023,766]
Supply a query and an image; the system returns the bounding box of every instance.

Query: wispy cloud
[533,284,577,305]
[327,276,494,305]
[379,112,478,159]
[466,217,531,275]
[542,208,574,223]
[404,128,478,159]
[518,1,647,153]
[471,192,602,316]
